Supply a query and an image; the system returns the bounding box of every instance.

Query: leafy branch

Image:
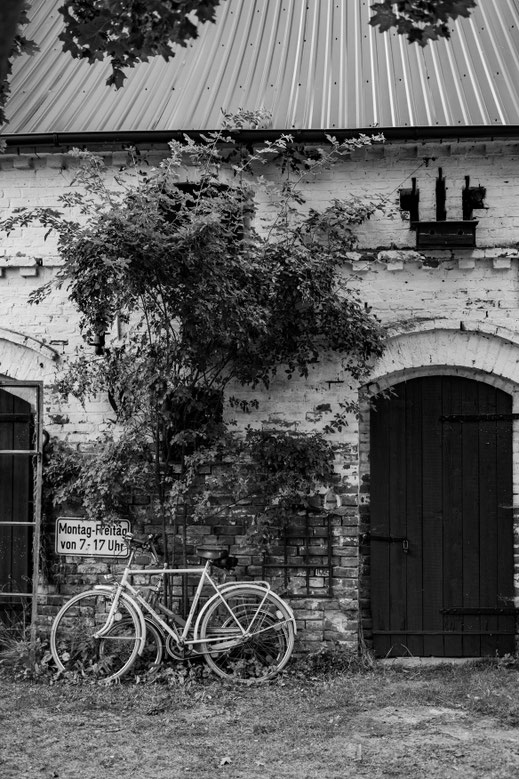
[369,0,477,46]
[2,110,386,559]
[58,0,223,89]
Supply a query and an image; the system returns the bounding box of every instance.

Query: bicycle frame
[92,552,291,656]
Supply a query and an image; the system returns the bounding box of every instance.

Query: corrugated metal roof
[4,0,519,135]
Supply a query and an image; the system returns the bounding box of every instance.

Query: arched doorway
[369,375,514,657]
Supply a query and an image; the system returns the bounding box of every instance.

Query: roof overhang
[3,125,519,153]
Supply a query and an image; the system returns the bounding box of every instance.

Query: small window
[161,180,253,241]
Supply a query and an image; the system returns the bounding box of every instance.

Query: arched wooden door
[0,388,33,626]
[370,375,515,657]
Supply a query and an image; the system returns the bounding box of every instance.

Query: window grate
[262,510,333,598]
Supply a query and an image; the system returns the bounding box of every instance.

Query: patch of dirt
[348,705,519,778]
[2,665,519,778]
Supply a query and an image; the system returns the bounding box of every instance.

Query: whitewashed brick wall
[3,137,519,650]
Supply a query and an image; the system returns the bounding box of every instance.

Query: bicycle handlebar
[122,532,161,559]
[122,532,238,570]
[122,531,158,546]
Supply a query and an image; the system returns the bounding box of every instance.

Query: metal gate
[0,381,42,645]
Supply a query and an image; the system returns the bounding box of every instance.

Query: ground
[2,658,519,778]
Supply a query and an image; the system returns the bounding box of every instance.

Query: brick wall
[3,136,519,652]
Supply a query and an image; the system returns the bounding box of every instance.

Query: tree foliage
[58,0,223,89]
[0,0,222,127]
[2,113,386,556]
[195,429,339,551]
[0,1,37,128]
[369,0,477,46]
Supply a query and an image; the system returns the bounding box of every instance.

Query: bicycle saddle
[197,548,238,570]
[196,548,228,560]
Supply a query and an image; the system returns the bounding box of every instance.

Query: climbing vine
[2,111,386,558]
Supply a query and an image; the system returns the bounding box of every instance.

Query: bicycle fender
[193,584,297,640]
[226,583,297,629]
[217,580,272,594]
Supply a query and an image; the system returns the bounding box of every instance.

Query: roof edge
[2,125,519,150]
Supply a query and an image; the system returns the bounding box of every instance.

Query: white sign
[56,517,131,557]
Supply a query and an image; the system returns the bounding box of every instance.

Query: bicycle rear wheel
[50,589,141,682]
[198,586,295,681]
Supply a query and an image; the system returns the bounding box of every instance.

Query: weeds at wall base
[0,633,376,687]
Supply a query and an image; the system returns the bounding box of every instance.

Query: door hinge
[441,606,518,615]
[440,413,519,423]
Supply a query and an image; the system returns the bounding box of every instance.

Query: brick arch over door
[358,326,519,657]
[0,328,59,383]
[368,324,519,391]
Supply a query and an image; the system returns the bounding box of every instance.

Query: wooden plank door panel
[387,382,407,651]
[495,388,515,654]
[475,383,496,655]
[421,376,444,656]
[405,379,424,657]
[458,379,481,655]
[370,376,514,657]
[442,376,464,657]
[370,385,392,657]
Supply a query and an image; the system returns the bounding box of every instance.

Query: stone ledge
[0,252,63,272]
[344,247,519,271]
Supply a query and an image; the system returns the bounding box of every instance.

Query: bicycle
[50,533,296,683]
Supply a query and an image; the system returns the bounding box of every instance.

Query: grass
[3,635,519,724]
[2,650,519,778]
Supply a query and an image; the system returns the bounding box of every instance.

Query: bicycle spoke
[199,587,295,681]
[51,590,141,681]
[102,618,164,676]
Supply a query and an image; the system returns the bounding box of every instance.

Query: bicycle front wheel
[198,586,295,681]
[100,617,164,675]
[50,589,142,682]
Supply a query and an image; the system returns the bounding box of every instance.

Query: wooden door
[0,388,33,626]
[370,375,514,657]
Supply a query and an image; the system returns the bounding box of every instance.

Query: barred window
[262,510,333,598]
